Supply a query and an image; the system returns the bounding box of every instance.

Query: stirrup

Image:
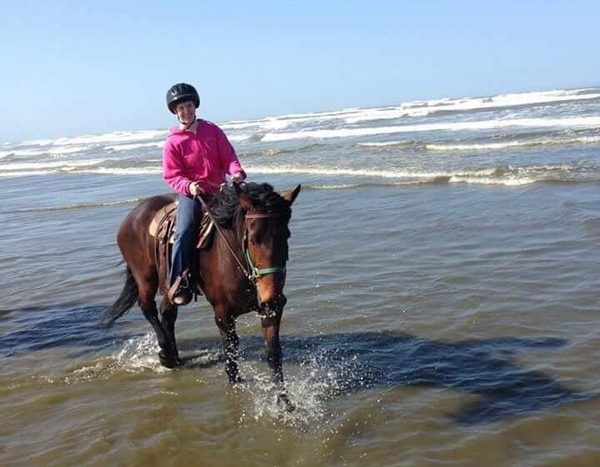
[168,274,192,306]
[171,288,192,306]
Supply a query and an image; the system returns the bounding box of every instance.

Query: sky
[1,0,599,142]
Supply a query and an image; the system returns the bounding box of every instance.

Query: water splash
[112,333,167,372]
[237,347,373,428]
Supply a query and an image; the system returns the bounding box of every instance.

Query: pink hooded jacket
[162,119,246,196]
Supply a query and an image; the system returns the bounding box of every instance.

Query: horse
[106,182,301,409]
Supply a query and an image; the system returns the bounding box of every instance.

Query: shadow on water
[179,330,593,425]
[1,304,595,424]
[0,304,141,357]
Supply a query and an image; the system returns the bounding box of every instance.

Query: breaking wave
[249,163,600,186]
[424,136,600,151]
[2,160,598,187]
[261,117,600,142]
[343,89,600,124]
[12,198,142,213]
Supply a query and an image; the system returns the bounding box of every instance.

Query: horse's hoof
[278,393,295,412]
[229,375,246,386]
[158,350,180,369]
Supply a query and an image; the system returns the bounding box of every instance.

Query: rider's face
[175,101,196,125]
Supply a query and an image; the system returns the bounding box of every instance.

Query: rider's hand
[189,182,201,197]
[230,172,245,183]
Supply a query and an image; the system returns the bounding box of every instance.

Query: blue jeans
[169,195,203,287]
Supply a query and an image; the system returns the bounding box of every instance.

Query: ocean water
[1,87,600,466]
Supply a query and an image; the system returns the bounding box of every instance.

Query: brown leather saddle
[148,201,215,296]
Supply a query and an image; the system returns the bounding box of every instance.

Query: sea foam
[344,89,600,124]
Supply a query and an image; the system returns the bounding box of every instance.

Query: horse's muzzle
[258,295,287,319]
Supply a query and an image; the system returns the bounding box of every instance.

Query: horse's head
[236,183,301,317]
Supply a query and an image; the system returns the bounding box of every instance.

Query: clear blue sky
[1,0,599,142]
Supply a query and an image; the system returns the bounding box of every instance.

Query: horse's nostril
[258,302,277,319]
[259,295,286,310]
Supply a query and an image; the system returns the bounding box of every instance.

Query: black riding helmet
[166,83,200,114]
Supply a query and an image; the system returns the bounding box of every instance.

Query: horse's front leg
[261,313,295,412]
[215,313,243,384]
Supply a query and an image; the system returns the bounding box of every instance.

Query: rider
[163,83,246,305]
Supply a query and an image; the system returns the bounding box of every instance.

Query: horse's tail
[105,266,138,327]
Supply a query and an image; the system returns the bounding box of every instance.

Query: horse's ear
[282,184,301,205]
[233,182,253,211]
[238,192,254,211]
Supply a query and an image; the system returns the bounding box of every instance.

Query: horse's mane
[208,182,291,227]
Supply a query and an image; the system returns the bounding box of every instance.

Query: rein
[195,195,285,284]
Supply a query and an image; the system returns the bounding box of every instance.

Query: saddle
[148,201,215,296]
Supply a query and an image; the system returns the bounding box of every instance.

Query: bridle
[243,213,287,282]
[195,195,286,285]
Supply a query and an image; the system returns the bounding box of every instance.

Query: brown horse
[106,182,300,408]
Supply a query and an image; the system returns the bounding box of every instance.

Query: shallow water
[2,88,600,466]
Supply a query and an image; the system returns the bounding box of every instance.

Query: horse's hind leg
[159,295,181,365]
[138,283,180,369]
